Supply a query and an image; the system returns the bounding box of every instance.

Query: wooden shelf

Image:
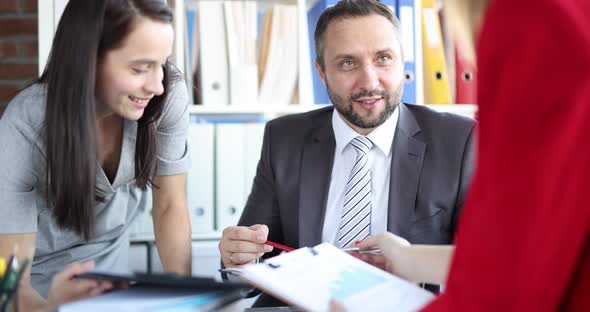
[130,232,222,242]
[188,104,478,118]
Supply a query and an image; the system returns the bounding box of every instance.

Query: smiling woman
[96,17,174,121]
[0,0,192,311]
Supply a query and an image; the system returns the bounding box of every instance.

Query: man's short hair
[314,0,402,70]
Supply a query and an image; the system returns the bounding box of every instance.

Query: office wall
[0,0,38,115]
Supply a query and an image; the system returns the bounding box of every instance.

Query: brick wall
[0,0,37,116]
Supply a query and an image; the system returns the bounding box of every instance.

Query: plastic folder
[421,0,452,104]
[398,0,418,104]
[307,0,338,105]
[455,48,477,104]
[197,1,229,105]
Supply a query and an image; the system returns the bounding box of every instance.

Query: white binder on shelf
[197,1,229,105]
[224,2,259,106]
[258,5,298,106]
[38,0,69,74]
[243,123,266,193]
[215,124,247,230]
[187,123,215,236]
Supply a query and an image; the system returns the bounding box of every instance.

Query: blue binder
[383,0,399,16]
[397,0,418,104]
[307,0,337,105]
[186,8,196,72]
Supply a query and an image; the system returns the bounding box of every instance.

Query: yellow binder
[421,0,452,104]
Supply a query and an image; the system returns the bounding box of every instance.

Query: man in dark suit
[218,0,475,306]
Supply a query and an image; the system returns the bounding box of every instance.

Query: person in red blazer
[351,0,590,310]
[428,0,590,310]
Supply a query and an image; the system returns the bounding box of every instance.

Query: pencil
[264,240,295,252]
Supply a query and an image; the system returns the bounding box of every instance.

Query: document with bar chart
[240,243,434,312]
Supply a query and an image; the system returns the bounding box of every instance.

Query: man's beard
[327,81,403,129]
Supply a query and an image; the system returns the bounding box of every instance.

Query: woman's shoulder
[157,73,190,128]
[169,76,190,104]
[2,83,46,132]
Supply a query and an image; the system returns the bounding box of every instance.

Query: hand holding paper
[239,243,434,312]
[352,233,411,275]
[356,233,454,285]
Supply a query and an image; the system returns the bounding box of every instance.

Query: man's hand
[218,224,273,268]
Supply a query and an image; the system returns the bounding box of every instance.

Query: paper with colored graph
[240,243,434,312]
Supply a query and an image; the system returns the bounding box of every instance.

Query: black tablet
[76,271,251,291]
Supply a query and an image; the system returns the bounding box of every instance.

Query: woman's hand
[353,233,454,284]
[329,299,348,312]
[46,261,113,309]
[351,232,411,276]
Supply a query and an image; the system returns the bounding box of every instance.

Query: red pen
[264,240,295,252]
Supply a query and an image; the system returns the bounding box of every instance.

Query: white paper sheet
[240,243,435,312]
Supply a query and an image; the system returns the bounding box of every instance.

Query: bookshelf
[37,0,477,116]
[37,0,477,275]
[176,0,476,118]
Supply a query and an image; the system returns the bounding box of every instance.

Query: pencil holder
[0,286,17,312]
[0,256,28,312]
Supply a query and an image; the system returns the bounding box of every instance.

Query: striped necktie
[337,136,373,248]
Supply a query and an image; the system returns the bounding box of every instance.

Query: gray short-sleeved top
[0,79,190,297]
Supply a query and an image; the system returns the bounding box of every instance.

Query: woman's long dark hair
[39,0,175,240]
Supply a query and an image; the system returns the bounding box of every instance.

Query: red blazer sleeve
[423,0,590,310]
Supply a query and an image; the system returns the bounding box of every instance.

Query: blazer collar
[387,103,427,236]
[397,103,421,137]
[298,109,336,247]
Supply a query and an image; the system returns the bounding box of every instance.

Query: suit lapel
[388,104,426,236]
[298,115,335,248]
